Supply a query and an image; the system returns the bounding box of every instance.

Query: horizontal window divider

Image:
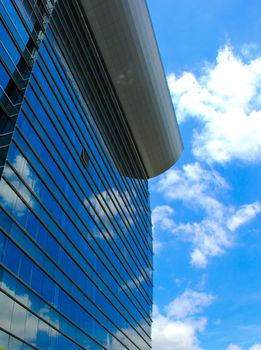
[73,0,150,193]
[26,72,153,295]
[4,135,152,335]
[4,147,152,330]
[1,174,152,341]
[11,123,153,322]
[0,218,150,349]
[0,326,38,350]
[0,41,30,82]
[9,0,45,49]
[33,52,153,275]
[39,32,153,255]
[0,264,149,350]
[23,85,154,302]
[0,58,27,93]
[48,10,151,219]
[0,278,106,350]
[0,5,34,64]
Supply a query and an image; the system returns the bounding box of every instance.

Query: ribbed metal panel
[80,0,183,178]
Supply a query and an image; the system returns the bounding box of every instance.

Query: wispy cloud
[249,345,261,350]
[227,202,261,232]
[168,45,261,164]
[227,345,244,350]
[152,43,261,348]
[152,289,261,350]
[152,163,261,268]
[166,289,214,319]
[227,344,261,350]
[152,205,175,230]
[157,162,227,217]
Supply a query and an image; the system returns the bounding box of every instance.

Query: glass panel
[10,302,27,338]
[0,291,14,332]
[0,329,9,350]
[24,312,39,344]
[0,0,153,348]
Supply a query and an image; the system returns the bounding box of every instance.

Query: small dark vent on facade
[81,148,89,169]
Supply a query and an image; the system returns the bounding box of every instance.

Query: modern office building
[0,0,182,349]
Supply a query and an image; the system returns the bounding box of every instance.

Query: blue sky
[147,1,261,349]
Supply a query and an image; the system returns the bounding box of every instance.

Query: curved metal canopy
[80,0,183,178]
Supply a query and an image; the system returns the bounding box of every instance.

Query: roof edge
[80,0,183,178]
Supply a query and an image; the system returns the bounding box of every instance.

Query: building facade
[0,1,182,349]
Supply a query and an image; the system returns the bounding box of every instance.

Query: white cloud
[176,219,233,268]
[152,314,205,350]
[227,345,243,350]
[226,344,261,350]
[249,345,261,350]
[153,163,261,267]
[152,43,261,350]
[153,238,163,254]
[227,202,261,232]
[152,205,175,230]
[166,289,214,319]
[157,162,227,217]
[152,290,214,350]
[152,205,176,254]
[168,45,261,164]
[190,249,208,268]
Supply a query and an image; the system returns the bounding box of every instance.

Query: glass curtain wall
[0,0,153,349]
[0,0,55,177]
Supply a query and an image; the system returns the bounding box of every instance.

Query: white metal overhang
[80,0,183,178]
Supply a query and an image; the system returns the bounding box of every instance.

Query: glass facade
[0,1,153,349]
